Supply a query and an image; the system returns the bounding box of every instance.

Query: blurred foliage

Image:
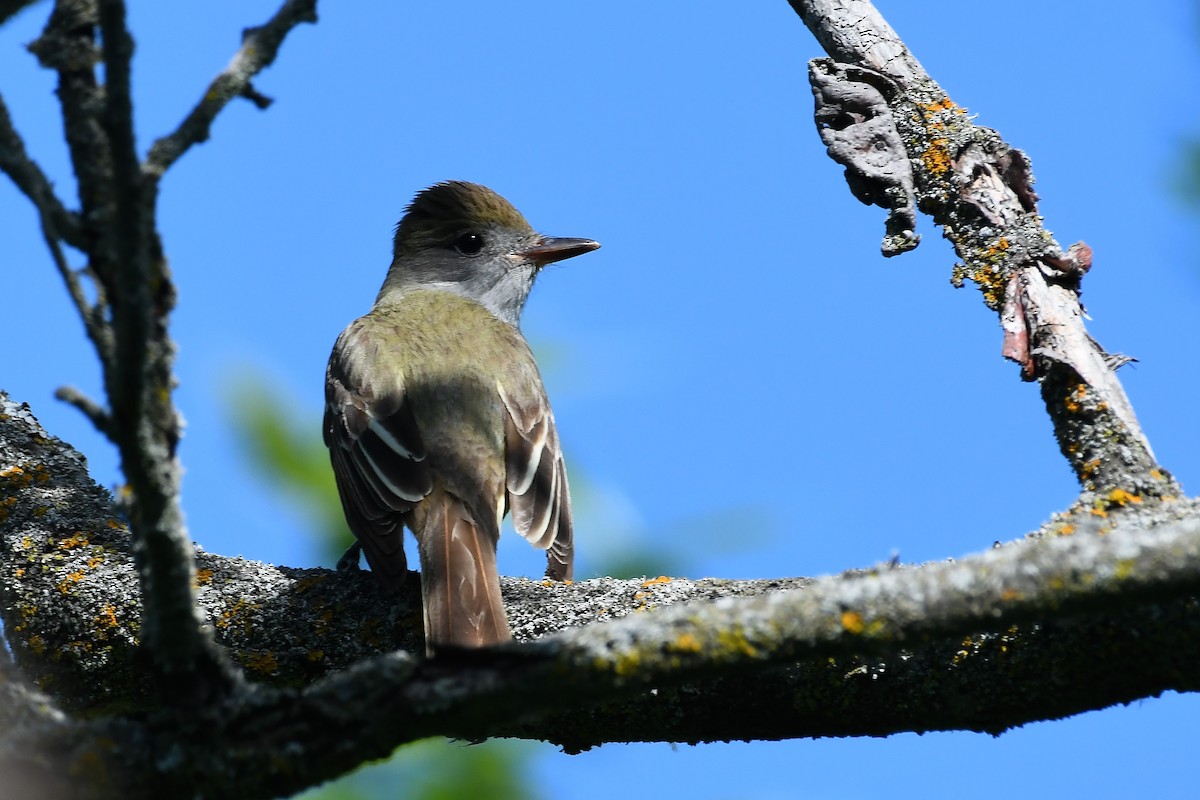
[1172,139,1200,209]
[293,739,541,800]
[226,371,354,564]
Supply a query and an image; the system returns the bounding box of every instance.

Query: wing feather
[325,320,433,588]
[497,376,574,580]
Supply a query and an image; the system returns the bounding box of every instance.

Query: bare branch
[0,93,85,249]
[53,386,113,437]
[143,0,317,180]
[0,92,116,371]
[0,0,43,29]
[87,0,240,704]
[790,0,1175,500]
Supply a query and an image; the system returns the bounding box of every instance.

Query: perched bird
[324,181,598,653]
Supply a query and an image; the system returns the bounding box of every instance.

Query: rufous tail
[415,489,510,655]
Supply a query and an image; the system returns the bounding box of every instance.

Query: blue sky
[3,1,1200,797]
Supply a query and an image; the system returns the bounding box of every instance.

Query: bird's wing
[324,319,433,588]
[496,372,574,581]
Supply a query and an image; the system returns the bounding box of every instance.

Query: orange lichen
[922,138,952,174]
[57,533,90,550]
[1064,384,1088,413]
[56,571,85,594]
[98,605,119,629]
[841,611,865,634]
[194,568,214,585]
[1000,588,1022,601]
[641,576,671,588]
[1106,488,1142,507]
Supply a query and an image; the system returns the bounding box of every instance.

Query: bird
[323,181,598,654]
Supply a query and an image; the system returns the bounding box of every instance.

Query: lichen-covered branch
[142,0,318,180]
[3,393,1199,796]
[790,0,1174,501]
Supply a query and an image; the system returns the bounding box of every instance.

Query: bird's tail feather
[416,489,510,655]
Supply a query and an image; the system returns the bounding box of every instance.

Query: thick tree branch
[3,393,1199,795]
[790,0,1173,500]
[142,0,318,181]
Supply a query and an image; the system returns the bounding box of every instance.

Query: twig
[0,0,41,29]
[52,386,113,438]
[0,90,115,376]
[0,93,86,250]
[789,0,1175,500]
[143,0,318,180]
[29,1,117,303]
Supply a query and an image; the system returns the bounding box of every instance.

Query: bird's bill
[520,237,600,266]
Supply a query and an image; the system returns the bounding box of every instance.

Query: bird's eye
[453,232,484,256]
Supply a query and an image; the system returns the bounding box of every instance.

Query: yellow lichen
[669,633,703,654]
[715,628,759,658]
[217,598,258,631]
[611,650,642,677]
[242,651,279,675]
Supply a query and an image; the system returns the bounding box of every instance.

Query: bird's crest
[393,181,532,254]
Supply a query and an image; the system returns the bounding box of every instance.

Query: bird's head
[380,181,599,325]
